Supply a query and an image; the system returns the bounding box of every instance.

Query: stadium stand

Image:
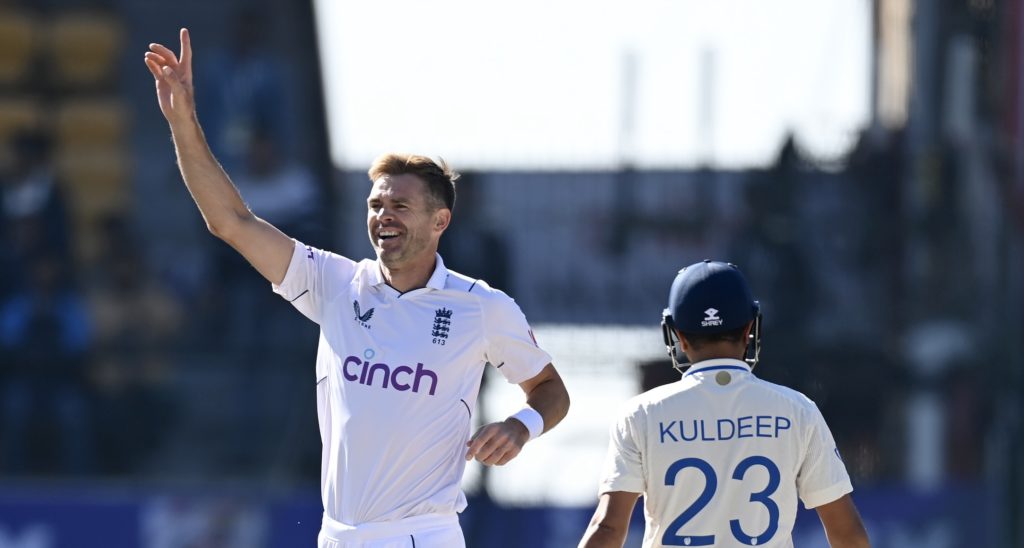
[45,11,123,90]
[0,8,37,89]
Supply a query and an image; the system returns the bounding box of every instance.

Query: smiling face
[366,174,451,269]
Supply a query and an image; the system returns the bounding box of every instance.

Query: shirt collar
[369,253,449,291]
[684,358,752,377]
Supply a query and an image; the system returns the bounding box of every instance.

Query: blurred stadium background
[0,0,1020,546]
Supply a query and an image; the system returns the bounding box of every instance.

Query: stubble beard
[375,233,430,270]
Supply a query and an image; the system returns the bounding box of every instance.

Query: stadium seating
[0,95,43,145]
[56,146,132,262]
[46,12,124,89]
[55,97,128,148]
[0,10,38,88]
[54,96,132,265]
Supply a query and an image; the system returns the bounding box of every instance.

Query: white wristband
[508,406,545,440]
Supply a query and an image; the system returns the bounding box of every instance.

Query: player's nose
[374,207,395,222]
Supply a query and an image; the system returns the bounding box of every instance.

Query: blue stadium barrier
[0,484,995,547]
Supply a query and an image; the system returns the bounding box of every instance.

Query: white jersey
[599,358,852,548]
[273,240,551,525]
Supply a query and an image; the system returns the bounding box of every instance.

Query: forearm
[578,523,627,548]
[468,366,569,464]
[525,374,570,433]
[168,115,253,238]
[825,530,871,548]
[817,495,871,548]
[577,492,638,548]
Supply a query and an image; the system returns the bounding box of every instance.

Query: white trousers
[317,512,465,548]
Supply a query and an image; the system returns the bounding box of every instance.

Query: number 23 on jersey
[662,455,780,546]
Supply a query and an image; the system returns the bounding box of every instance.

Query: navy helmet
[661,260,762,371]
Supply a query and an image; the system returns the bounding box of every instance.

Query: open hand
[144,28,195,125]
[465,418,530,466]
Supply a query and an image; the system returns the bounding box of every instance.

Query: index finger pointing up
[179,28,192,75]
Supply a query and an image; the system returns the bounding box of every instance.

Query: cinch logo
[342,356,438,395]
[702,307,723,327]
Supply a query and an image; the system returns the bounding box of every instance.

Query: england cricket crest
[432,307,452,345]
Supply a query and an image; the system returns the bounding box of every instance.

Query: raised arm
[144,28,293,284]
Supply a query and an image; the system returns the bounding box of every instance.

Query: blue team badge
[354,300,374,328]
[432,308,452,345]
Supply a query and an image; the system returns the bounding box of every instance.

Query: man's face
[366,174,449,268]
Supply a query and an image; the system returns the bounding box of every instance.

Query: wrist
[507,406,544,441]
[169,112,200,134]
[170,115,211,152]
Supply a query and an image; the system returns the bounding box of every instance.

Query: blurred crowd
[0,0,327,478]
[0,1,161,476]
[0,0,1014,502]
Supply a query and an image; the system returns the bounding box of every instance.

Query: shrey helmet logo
[702,307,723,327]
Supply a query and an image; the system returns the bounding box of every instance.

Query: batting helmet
[661,260,763,372]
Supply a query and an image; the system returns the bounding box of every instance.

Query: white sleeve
[482,291,552,384]
[271,240,356,325]
[797,405,854,508]
[597,409,645,495]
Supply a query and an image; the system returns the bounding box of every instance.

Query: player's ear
[433,207,451,233]
[676,329,692,355]
[742,321,754,341]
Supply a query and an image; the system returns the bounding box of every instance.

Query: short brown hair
[368,154,458,211]
[680,324,749,351]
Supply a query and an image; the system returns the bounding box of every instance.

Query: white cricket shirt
[273,240,551,525]
[599,358,852,548]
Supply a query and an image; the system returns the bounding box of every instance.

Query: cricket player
[144,29,570,547]
[579,261,869,548]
